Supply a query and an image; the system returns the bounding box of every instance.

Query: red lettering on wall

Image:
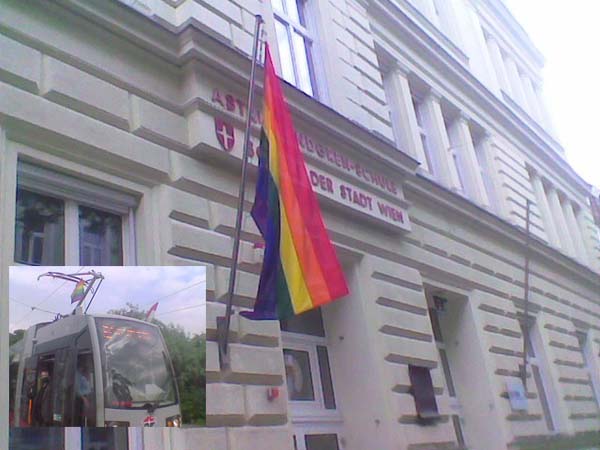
[377,202,404,223]
[212,88,400,197]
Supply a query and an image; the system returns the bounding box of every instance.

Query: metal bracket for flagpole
[521,199,532,392]
[217,14,264,370]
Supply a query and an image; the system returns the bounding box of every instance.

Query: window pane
[291,31,314,96]
[305,434,340,450]
[439,348,456,397]
[413,98,424,127]
[452,153,465,191]
[532,364,555,431]
[74,352,96,426]
[82,428,129,450]
[421,134,435,175]
[428,307,443,342]
[96,318,177,408]
[272,0,285,15]
[317,345,336,409]
[10,428,64,450]
[452,414,466,446]
[275,20,296,85]
[79,206,123,266]
[284,0,301,23]
[15,189,65,265]
[283,349,315,401]
[280,308,325,337]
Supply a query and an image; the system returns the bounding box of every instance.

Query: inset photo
[9,266,206,428]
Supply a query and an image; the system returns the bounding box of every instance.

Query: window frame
[281,332,340,421]
[412,96,436,175]
[577,330,600,412]
[521,320,563,433]
[16,161,137,266]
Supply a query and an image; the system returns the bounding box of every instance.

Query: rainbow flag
[71,280,86,304]
[241,44,349,320]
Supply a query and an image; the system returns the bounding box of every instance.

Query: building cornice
[369,0,591,198]
[481,0,545,66]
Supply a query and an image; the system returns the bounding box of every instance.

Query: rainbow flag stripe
[241,44,349,320]
[71,280,86,304]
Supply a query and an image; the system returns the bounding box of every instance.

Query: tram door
[18,356,38,426]
[281,309,342,450]
[31,349,75,426]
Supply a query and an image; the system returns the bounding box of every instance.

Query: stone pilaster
[521,74,542,122]
[420,91,459,190]
[504,56,527,108]
[530,170,561,248]
[486,35,511,95]
[546,184,576,256]
[562,198,588,264]
[453,115,489,206]
[477,134,509,217]
[533,84,556,136]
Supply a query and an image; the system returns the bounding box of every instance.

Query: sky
[504,0,600,188]
[9,266,206,336]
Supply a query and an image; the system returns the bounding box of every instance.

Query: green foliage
[9,329,25,347]
[107,303,206,425]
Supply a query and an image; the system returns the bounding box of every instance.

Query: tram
[10,310,181,427]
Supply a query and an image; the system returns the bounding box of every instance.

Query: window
[9,429,64,450]
[577,331,600,411]
[444,116,468,193]
[521,321,560,432]
[272,0,318,97]
[412,97,435,174]
[428,299,464,443]
[15,162,137,266]
[81,428,128,450]
[15,189,65,265]
[472,133,497,212]
[408,365,439,420]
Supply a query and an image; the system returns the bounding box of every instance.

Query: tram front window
[96,318,176,409]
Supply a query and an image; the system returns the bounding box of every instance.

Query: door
[281,309,343,450]
[428,300,467,447]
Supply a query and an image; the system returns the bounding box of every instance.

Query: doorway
[281,309,343,450]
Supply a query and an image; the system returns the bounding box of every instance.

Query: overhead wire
[9,297,60,316]
[155,302,207,317]
[138,279,206,308]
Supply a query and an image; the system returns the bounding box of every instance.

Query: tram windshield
[95,318,177,409]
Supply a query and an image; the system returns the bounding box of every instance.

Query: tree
[9,329,25,346]
[107,303,206,425]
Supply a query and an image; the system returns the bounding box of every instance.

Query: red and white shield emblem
[215,118,235,152]
[143,415,156,427]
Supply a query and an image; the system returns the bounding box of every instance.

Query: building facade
[1,0,600,449]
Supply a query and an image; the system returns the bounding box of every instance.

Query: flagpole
[521,199,532,391]
[217,14,264,369]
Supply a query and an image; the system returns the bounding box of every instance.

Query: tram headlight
[166,415,181,427]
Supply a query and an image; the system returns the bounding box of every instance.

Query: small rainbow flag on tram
[241,44,349,320]
[146,302,158,321]
[71,280,86,304]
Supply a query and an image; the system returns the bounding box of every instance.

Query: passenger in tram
[32,369,52,426]
[75,357,94,426]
